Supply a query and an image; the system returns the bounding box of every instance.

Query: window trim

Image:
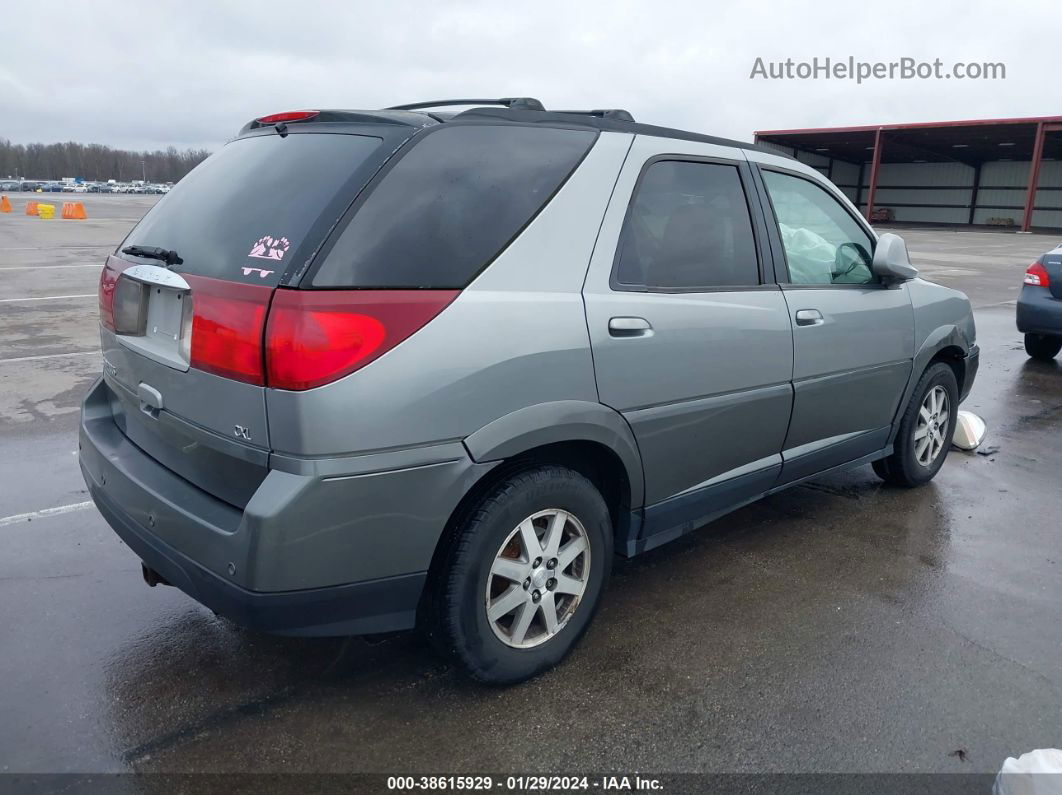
[300,122,599,290]
[608,154,769,294]
[756,163,884,289]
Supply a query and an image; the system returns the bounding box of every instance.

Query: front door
[755,165,914,483]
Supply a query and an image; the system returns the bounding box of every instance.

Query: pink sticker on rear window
[248,235,290,261]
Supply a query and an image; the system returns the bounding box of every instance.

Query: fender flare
[463,400,645,508]
[888,325,970,444]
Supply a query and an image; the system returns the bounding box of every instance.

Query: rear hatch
[98,120,414,506]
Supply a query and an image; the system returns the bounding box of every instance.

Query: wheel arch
[888,327,969,445]
[420,403,642,614]
[462,401,645,509]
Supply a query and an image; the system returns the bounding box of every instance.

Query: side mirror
[872,233,918,282]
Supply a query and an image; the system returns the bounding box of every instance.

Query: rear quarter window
[310,125,597,288]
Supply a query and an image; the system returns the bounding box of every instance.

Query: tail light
[264,290,459,391]
[1024,262,1050,287]
[100,264,457,390]
[98,259,131,332]
[256,110,319,124]
[187,276,273,385]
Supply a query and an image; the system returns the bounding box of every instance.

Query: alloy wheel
[915,385,950,466]
[485,509,591,649]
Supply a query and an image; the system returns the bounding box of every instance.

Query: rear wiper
[121,245,183,266]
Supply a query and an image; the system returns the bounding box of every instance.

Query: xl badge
[234,425,252,441]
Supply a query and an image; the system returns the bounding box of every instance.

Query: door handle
[795,309,824,326]
[608,316,653,337]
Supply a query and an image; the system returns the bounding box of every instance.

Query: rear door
[98,127,405,505]
[583,137,793,526]
[752,162,914,483]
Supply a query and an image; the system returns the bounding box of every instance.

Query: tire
[873,362,958,487]
[430,465,612,684]
[1024,333,1062,361]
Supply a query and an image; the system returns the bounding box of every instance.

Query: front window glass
[763,170,875,285]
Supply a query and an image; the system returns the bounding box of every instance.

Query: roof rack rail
[386,97,545,112]
[554,109,636,122]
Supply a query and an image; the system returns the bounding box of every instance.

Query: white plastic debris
[952,410,987,451]
[995,748,1062,795]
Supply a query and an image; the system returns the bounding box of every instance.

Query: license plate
[114,264,193,370]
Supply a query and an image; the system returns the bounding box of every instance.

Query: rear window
[310,125,597,288]
[121,133,384,287]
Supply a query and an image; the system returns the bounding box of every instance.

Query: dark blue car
[1017,243,1062,360]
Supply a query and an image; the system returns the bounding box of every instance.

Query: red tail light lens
[264,290,458,391]
[256,110,319,124]
[98,257,131,332]
[187,276,273,385]
[1024,262,1050,287]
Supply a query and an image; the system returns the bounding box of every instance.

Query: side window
[311,125,597,288]
[762,170,875,286]
[613,160,759,290]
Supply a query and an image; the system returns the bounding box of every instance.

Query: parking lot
[1,194,1060,778]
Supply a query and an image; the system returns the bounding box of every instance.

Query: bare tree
[0,138,210,183]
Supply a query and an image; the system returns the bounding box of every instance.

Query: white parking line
[0,501,94,528]
[0,264,102,271]
[0,294,96,303]
[0,351,99,364]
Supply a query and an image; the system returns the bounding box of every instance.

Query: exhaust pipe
[141,563,172,588]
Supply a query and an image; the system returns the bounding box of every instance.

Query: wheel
[430,465,612,684]
[873,362,958,487]
[1024,333,1062,361]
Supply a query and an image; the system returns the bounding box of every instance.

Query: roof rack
[386,97,545,112]
[384,98,635,122]
[553,109,635,122]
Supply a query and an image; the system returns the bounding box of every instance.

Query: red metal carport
[755,116,1062,232]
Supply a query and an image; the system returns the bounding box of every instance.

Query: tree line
[0,138,211,183]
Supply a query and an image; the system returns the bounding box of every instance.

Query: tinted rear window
[310,125,597,288]
[122,133,384,287]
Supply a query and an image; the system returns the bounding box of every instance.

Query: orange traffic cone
[25,200,38,216]
[62,201,88,220]
[0,196,11,213]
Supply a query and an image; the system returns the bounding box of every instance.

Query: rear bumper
[1016,286,1062,335]
[85,474,425,636]
[79,377,491,636]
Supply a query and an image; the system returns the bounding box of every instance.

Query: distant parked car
[0,180,19,191]
[1017,243,1062,360]
[41,182,63,192]
[19,182,41,192]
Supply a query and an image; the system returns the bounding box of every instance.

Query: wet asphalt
[0,196,1059,777]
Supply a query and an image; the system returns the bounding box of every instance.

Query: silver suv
[79,98,979,683]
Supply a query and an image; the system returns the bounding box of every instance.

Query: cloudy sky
[2,0,1056,153]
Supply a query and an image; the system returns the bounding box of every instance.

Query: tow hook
[141,563,172,588]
